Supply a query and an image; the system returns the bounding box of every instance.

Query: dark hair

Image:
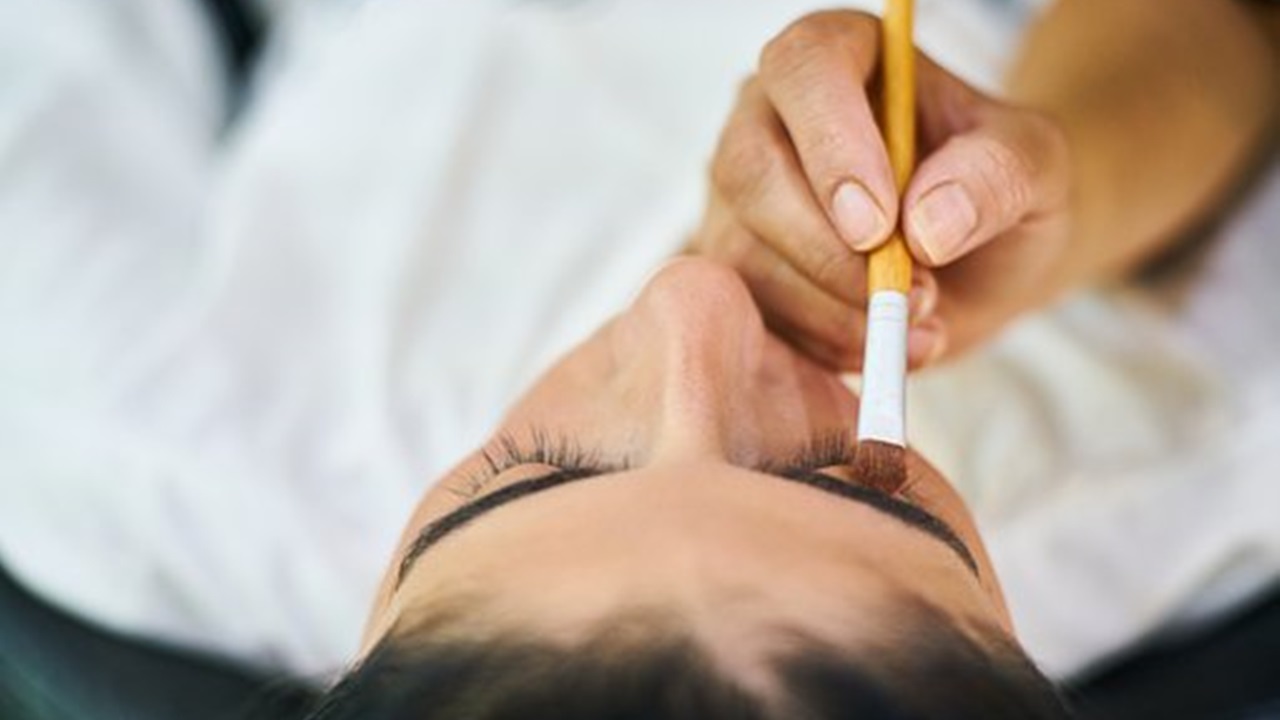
[273,602,1070,720]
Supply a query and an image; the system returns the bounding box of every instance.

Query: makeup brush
[853,0,916,492]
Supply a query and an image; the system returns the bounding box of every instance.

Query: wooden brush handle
[866,0,916,295]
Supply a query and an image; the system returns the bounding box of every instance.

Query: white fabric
[1,0,1276,680]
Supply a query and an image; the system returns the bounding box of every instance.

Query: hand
[689,10,1071,371]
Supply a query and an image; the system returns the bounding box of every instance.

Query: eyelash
[452,429,861,499]
[452,429,624,499]
[767,431,860,479]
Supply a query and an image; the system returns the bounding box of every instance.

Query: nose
[617,258,770,458]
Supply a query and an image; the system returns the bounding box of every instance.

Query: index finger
[759,10,898,252]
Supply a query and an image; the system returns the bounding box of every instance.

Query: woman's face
[363,258,1012,667]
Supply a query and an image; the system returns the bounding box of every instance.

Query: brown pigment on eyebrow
[851,440,907,495]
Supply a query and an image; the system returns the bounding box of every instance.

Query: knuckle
[799,240,858,296]
[711,129,780,206]
[760,10,868,77]
[796,126,853,171]
[761,19,828,74]
[807,250,848,290]
[974,137,1034,221]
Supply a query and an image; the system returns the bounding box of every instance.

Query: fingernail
[908,183,977,264]
[833,182,889,251]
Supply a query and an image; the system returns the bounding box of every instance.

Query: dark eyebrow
[395,467,979,589]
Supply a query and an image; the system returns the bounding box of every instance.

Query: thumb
[903,111,1067,266]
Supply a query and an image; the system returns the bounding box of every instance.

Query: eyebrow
[396,467,979,589]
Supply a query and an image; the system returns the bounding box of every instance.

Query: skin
[359,0,1279,674]
[691,4,1278,370]
[361,259,1012,671]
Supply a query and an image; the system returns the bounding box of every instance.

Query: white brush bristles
[857,290,908,447]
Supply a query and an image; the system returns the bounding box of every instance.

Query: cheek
[363,328,628,644]
[498,349,638,441]
[498,375,649,462]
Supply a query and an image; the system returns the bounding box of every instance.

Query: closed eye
[397,431,978,589]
